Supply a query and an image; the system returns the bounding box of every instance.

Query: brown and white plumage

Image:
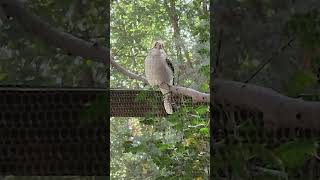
[145,40,174,114]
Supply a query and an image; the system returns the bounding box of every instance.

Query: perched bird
[145,40,175,114]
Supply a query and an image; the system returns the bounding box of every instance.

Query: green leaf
[0,73,7,81]
[195,105,209,115]
[158,144,171,152]
[199,65,210,78]
[199,128,209,136]
[199,83,209,92]
[86,59,93,66]
[135,91,146,101]
[79,94,107,126]
[125,144,145,154]
[55,0,73,8]
[273,140,317,170]
[287,70,316,97]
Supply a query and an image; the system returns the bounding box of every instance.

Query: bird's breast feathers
[149,48,165,57]
[145,49,173,86]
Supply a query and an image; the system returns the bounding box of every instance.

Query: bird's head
[153,40,164,50]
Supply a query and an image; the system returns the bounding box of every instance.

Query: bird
[145,40,175,114]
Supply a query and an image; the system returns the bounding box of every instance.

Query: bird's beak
[154,42,161,49]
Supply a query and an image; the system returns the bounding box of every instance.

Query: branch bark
[160,83,210,103]
[0,0,108,64]
[214,79,320,129]
[110,54,148,84]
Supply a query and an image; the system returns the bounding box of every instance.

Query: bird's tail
[160,88,173,114]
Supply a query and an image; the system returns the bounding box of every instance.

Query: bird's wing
[165,58,174,74]
[159,49,174,85]
[165,57,174,85]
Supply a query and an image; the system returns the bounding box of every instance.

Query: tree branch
[0,0,107,64]
[214,79,320,130]
[110,54,148,84]
[161,83,210,103]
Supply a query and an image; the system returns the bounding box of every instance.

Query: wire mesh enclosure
[212,96,320,179]
[0,87,108,175]
[111,89,208,117]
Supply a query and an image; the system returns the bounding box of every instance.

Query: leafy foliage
[273,140,317,171]
[212,115,319,180]
[287,70,316,97]
[287,9,320,49]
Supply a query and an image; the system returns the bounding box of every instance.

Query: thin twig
[242,37,295,87]
[251,165,288,179]
[213,29,223,78]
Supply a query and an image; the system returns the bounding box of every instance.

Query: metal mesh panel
[110,89,206,117]
[0,87,107,175]
[111,89,164,117]
[212,99,320,179]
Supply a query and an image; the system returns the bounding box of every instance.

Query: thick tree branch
[214,79,320,129]
[160,83,210,103]
[0,0,107,64]
[110,54,148,84]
